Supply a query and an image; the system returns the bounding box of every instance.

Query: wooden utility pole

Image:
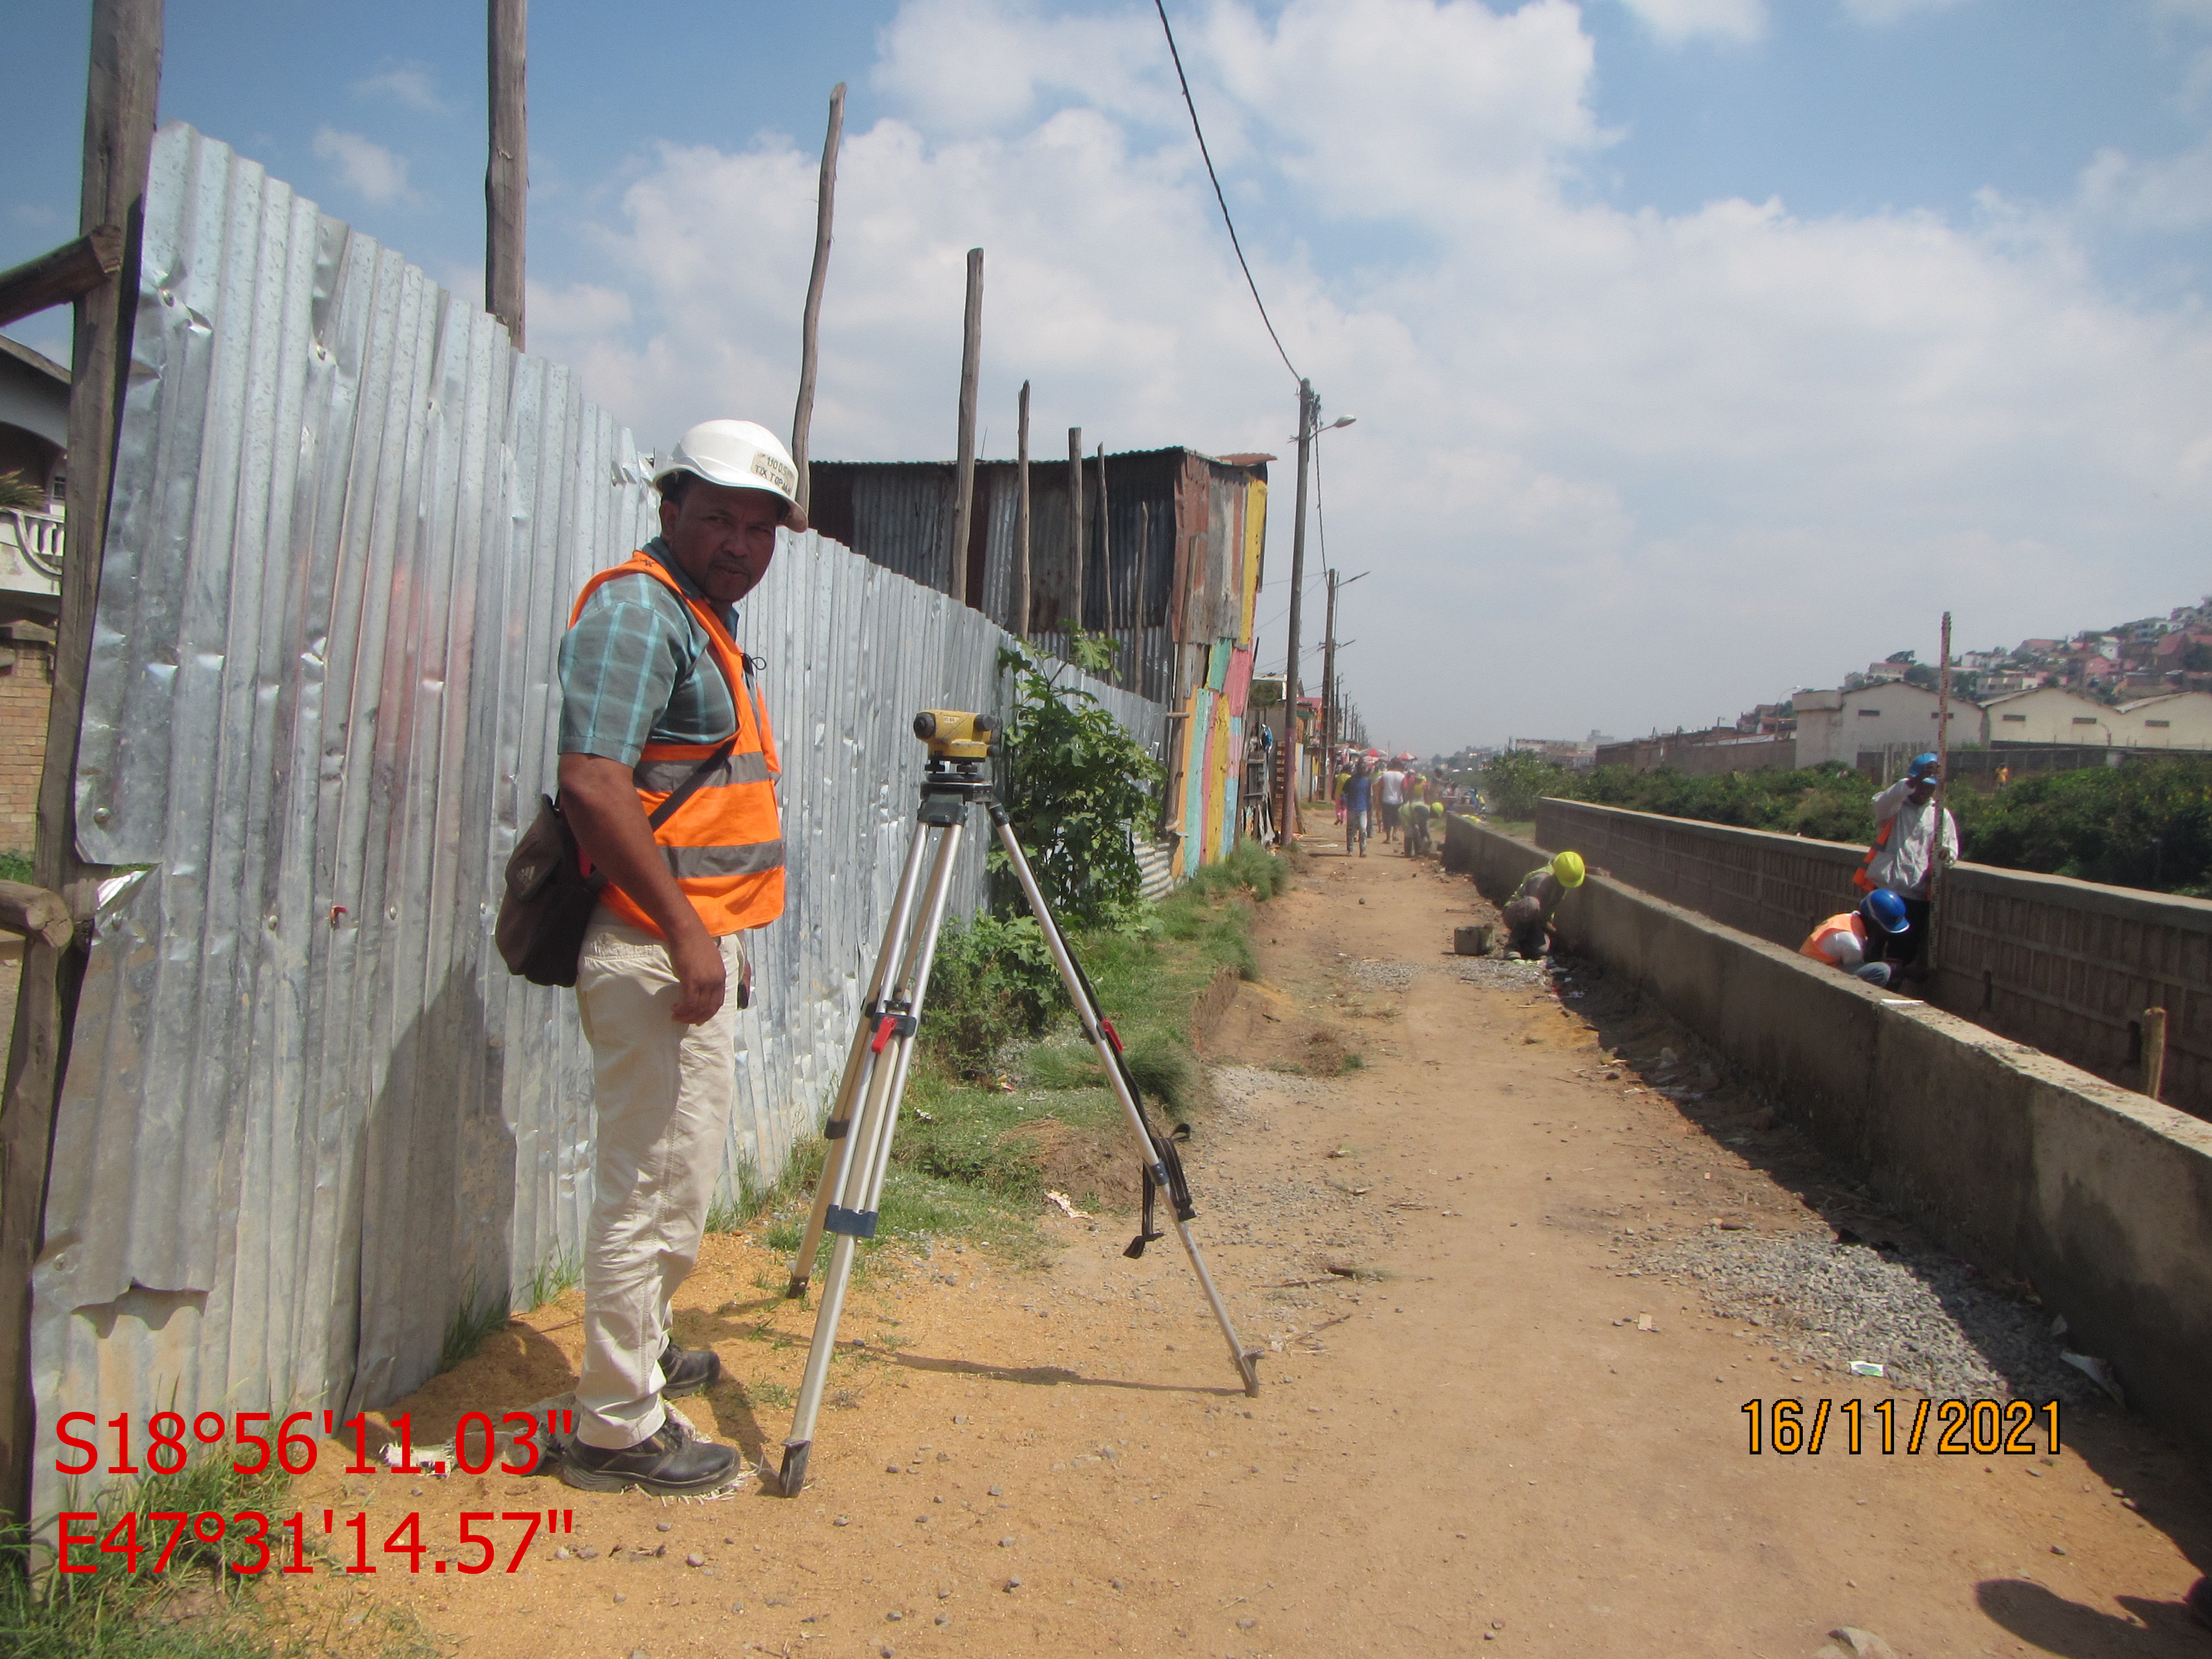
[790,82,844,520]
[1013,382,1031,638]
[1131,500,1150,695]
[948,248,983,606]
[1278,379,1314,844]
[485,0,526,348]
[0,0,161,1527]
[1094,442,1113,639]
[1067,426,1084,633]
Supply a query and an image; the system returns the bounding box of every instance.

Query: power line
[1152,0,1301,384]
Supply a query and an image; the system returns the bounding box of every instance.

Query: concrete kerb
[1442,811,2212,1458]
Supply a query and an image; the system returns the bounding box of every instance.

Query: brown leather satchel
[495,739,735,987]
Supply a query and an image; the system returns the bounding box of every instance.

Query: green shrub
[924,912,1064,1072]
[994,637,1164,930]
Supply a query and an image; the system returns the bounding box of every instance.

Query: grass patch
[0,1451,436,1659]
[0,851,32,886]
[437,1276,513,1374]
[750,842,1287,1281]
[516,1247,581,1313]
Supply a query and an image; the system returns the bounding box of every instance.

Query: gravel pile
[1212,1065,1341,1107]
[1637,1228,2097,1404]
[1454,958,1551,989]
[1343,958,1430,991]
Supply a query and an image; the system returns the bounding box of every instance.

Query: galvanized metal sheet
[33,124,1165,1527]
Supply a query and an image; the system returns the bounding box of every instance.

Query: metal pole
[1279,380,1313,842]
[785,822,935,1298]
[790,82,844,519]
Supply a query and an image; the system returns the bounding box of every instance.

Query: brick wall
[0,638,51,854]
[1534,796,2212,1118]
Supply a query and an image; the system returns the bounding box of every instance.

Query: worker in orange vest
[555,419,796,1495]
[1801,889,1915,988]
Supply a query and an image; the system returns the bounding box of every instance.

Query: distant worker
[1344,759,1373,857]
[1378,760,1406,843]
[1405,795,1434,859]
[1799,889,1915,988]
[1856,752,1959,965]
[1500,851,1585,958]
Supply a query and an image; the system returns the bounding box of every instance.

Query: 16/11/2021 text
[56,1508,576,1575]
[51,1408,571,1477]
[1743,1398,2062,1456]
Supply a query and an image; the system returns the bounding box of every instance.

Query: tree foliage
[994,635,1163,929]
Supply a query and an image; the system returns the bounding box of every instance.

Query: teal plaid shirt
[557,539,741,767]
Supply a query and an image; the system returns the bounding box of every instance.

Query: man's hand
[558,752,731,1025]
[666,926,727,1025]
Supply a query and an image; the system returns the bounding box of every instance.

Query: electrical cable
[1152,0,1301,385]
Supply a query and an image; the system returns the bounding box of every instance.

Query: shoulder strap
[646,735,739,830]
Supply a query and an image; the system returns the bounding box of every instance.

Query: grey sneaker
[660,1339,722,1398]
[560,1417,738,1495]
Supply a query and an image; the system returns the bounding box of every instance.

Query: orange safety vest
[1799,913,1865,966]
[567,552,785,937]
[1851,817,1892,894]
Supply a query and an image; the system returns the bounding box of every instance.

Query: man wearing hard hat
[1500,851,1585,959]
[1854,752,1958,973]
[552,420,800,1494]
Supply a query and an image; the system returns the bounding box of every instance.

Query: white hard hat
[654,419,800,520]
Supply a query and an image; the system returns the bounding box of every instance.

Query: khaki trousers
[572,910,744,1449]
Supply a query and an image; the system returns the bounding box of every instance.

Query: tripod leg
[779,819,968,1495]
[786,821,937,1297]
[987,811,1262,1397]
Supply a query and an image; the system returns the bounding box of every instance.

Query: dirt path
[293,834,2212,1658]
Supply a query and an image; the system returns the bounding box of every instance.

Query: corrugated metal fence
[30,124,1165,1525]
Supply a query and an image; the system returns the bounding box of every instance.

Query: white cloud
[353,61,445,113]
[549,0,2212,750]
[311,127,419,207]
[1611,0,1766,45]
[2078,138,2212,232]
[1839,0,1968,24]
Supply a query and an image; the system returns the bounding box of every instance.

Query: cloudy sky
[8,0,2212,754]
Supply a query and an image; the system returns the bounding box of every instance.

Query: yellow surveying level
[911,708,997,759]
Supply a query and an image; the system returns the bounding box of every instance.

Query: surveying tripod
[773,710,1261,1497]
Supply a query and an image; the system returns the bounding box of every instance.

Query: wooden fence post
[790,82,844,519]
[485,0,526,348]
[0,0,161,1527]
[949,248,982,606]
[1014,381,1030,638]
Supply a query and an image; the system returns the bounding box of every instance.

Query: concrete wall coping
[1540,796,2212,936]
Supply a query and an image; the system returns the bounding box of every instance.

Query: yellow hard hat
[1551,851,1586,888]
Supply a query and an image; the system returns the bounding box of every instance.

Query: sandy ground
[279,832,2212,1658]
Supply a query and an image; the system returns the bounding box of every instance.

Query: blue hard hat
[1907,752,1940,780]
[1864,889,1911,933]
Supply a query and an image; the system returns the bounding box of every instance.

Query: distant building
[1793,682,1976,768]
[2111,692,2212,749]
[0,336,66,851]
[1984,685,2117,745]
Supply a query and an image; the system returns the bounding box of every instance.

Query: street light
[1321,568,1368,797]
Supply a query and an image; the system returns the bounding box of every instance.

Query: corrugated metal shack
[808,450,1269,876]
[28,124,1168,1529]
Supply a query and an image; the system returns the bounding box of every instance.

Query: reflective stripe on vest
[1799,914,1864,964]
[567,552,785,936]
